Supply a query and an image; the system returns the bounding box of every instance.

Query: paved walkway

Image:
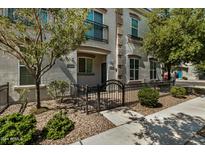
[72,96,205,145]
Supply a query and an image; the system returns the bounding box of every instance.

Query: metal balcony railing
[128,34,143,41]
[85,19,109,43]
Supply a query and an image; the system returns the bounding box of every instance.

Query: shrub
[182,76,188,80]
[43,111,74,140]
[0,113,36,145]
[138,87,159,107]
[170,86,186,98]
[47,80,70,103]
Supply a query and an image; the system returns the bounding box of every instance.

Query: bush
[0,113,36,145]
[182,76,188,80]
[43,111,74,140]
[138,87,159,107]
[170,86,186,98]
[47,80,70,103]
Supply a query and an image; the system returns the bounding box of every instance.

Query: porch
[77,49,108,86]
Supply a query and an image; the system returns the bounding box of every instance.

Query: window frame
[39,9,48,24]
[129,58,139,81]
[86,9,104,41]
[131,17,139,38]
[19,62,35,86]
[7,8,48,25]
[150,60,157,80]
[78,57,94,74]
[87,9,104,24]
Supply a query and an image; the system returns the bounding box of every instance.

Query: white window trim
[77,57,94,74]
[130,17,139,37]
[129,58,139,81]
[150,60,157,80]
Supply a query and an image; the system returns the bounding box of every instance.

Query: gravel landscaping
[128,94,197,116]
[0,100,115,145]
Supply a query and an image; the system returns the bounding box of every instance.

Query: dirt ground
[0,100,115,145]
[128,94,197,116]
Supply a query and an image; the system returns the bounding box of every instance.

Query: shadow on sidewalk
[131,113,205,144]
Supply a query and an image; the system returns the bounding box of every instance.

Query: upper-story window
[39,9,48,24]
[8,8,17,20]
[131,18,139,38]
[7,8,48,25]
[86,10,104,41]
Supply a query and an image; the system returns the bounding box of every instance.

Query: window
[131,18,139,38]
[39,9,48,24]
[19,62,35,85]
[150,61,157,80]
[129,58,139,80]
[78,58,93,74]
[8,8,17,20]
[86,10,103,40]
[7,8,47,24]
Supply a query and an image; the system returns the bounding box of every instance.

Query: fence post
[75,84,79,107]
[153,81,156,90]
[85,85,88,115]
[122,84,125,106]
[173,79,175,86]
[97,84,100,113]
[7,82,9,106]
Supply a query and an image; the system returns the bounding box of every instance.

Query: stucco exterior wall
[0,8,164,103]
[123,9,162,83]
[82,9,117,83]
[0,50,77,102]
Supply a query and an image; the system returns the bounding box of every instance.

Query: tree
[0,9,88,108]
[143,8,205,80]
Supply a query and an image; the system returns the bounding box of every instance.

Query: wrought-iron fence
[71,80,175,114]
[0,82,9,113]
[124,80,174,105]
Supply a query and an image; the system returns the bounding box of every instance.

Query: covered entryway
[77,46,110,87]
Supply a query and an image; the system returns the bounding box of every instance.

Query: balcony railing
[85,19,109,43]
[128,34,143,41]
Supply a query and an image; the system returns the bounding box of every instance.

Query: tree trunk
[167,63,171,81]
[36,79,41,109]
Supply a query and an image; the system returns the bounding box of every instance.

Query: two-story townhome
[0,8,162,102]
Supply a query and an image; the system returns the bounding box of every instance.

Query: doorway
[101,63,107,84]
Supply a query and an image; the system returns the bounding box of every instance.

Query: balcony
[85,19,109,43]
[128,34,143,45]
[128,34,143,41]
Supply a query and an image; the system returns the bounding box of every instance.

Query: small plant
[47,80,70,103]
[170,86,186,98]
[43,111,74,140]
[138,87,160,107]
[16,88,30,114]
[0,113,37,145]
[182,76,188,80]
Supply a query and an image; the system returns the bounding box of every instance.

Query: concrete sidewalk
[72,96,205,145]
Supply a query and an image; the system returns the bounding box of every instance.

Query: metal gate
[98,79,125,111]
[83,80,125,114]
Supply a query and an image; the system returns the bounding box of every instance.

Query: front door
[101,63,107,84]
